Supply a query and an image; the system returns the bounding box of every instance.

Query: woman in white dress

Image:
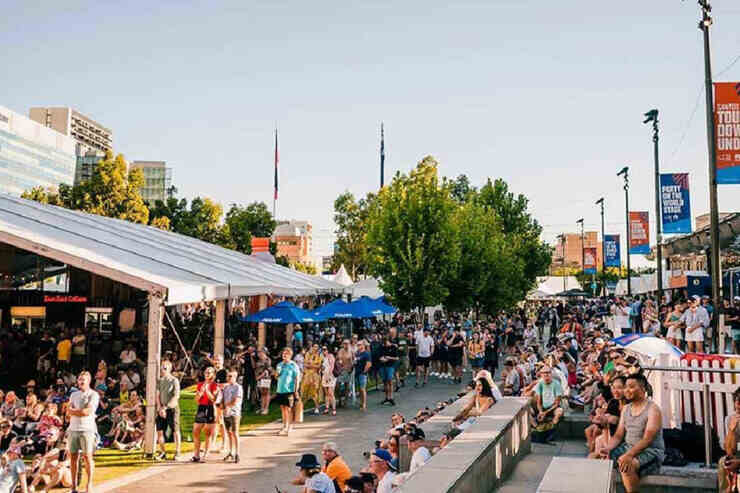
[321,346,337,416]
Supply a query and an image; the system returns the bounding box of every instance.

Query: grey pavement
[106,376,468,493]
[495,439,588,492]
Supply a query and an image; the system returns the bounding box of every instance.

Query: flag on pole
[274,128,279,200]
[380,122,385,188]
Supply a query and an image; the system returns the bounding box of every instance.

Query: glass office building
[0,105,76,196]
[130,161,172,203]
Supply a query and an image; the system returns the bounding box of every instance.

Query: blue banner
[660,173,692,234]
[604,234,621,268]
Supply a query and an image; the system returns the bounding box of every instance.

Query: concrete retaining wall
[397,397,531,493]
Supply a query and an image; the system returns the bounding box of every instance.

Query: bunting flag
[274,128,279,200]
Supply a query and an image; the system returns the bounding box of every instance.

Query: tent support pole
[144,292,163,455]
[214,299,226,359]
[258,295,268,349]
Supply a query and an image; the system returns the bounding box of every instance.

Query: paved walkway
[496,439,588,492]
[104,377,467,493]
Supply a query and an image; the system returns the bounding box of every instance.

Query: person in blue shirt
[293,325,304,351]
[275,347,301,436]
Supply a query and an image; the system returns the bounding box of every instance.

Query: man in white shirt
[67,371,99,493]
[415,328,435,387]
[369,449,396,493]
[408,428,432,473]
[681,295,710,353]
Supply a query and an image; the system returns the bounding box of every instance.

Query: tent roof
[332,264,354,287]
[0,194,345,305]
[350,277,384,298]
[535,276,582,295]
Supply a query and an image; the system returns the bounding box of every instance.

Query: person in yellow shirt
[321,441,352,492]
[57,333,72,370]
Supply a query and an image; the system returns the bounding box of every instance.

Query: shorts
[195,404,215,424]
[665,326,683,340]
[356,374,368,389]
[449,353,463,367]
[609,443,664,477]
[68,430,96,455]
[274,392,295,408]
[732,328,740,343]
[416,356,430,368]
[257,378,272,389]
[156,407,181,433]
[685,327,705,342]
[223,415,240,433]
[380,366,395,383]
[471,356,484,368]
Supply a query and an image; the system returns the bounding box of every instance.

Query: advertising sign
[660,173,692,234]
[584,247,597,274]
[604,234,621,268]
[629,211,650,254]
[714,82,740,184]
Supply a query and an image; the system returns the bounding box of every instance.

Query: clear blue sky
[3,1,740,260]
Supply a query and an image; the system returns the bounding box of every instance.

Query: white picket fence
[650,353,740,444]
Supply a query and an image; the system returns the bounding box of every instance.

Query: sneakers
[389,399,396,406]
[223,453,233,462]
[154,451,166,461]
[234,454,240,463]
[278,428,288,436]
[190,456,201,463]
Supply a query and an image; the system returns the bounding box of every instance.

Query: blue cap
[372,449,397,470]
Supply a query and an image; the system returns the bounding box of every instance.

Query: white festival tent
[350,277,384,299]
[529,276,582,297]
[332,264,354,287]
[0,194,345,452]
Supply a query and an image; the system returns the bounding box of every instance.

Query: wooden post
[258,295,267,349]
[144,292,163,455]
[214,299,226,359]
[285,323,294,350]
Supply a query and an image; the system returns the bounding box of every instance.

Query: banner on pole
[584,247,597,274]
[714,82,740,184]
[629,211,650,254]
[604,234,621,268]
[660,173,692,234]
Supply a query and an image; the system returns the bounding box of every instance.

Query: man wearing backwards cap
[0,445,28,493]
[369,449,396,493]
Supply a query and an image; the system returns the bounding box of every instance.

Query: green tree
[291,260,318,275]
[23,151,149,224]
[449,174,476,204]
[366,156,460,313]
[223,202,277,254]
[332,191,375,279]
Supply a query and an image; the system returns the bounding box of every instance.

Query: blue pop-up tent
[371,296,397,315]
[242,301,326,324]
[315,299,355,319]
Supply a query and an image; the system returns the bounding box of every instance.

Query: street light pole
[698,0,722,346]
[557,234,566,291]
[576,218,585,272]
[644,109,663,314]
[596,197,605,295]
[618,166,631,296]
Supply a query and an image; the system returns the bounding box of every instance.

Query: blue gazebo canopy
[315,299,354,319]
[370,296,397,315]
[242,301,326,324]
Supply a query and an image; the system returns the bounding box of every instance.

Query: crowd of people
[2,293,740,492]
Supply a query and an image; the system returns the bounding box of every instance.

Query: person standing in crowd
[354,341,372,411]
[67,371,99,493]
[321,346,337,416]
[599,374,665,493]
[664,302,684,348]
[71,328,87,373]
[254,348,273,415]
[379,337,399,406]
[681,295,710,353]
[56,332,72,371]
[415,328,434,387]
[614,298,632,335]
[321,441,352,492]
[155,360,181,461]
[725,297,740,355]
[191,366,219,463]
[302,344,323,415]
[222,369,243,463]
[334,340,354,408]
[467,332,485,373]
[276,348,301,436]
[210,354,228,452]
[447,328,465,383]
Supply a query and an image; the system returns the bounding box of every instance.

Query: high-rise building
[29,107,112,155]
[129,160,172,203]
[74,150,105,185]
[0,105,76,196]
[272,220,313,265]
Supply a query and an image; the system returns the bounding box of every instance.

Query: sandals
[331,410,336,416]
